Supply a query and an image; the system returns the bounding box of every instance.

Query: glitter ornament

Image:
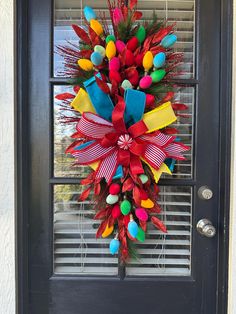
[106,194,119,205]
[111,204,121,219]
[106,41,117,59]
[109,238,120,254]
[120,200,131,215]
[106,34,116,43]
[141,198,154,209]
[109,183,121,195]
[83,6,96,23]
[139,174,149,184]
[127,37,139,51]
[90,19,103,36]
[77,59,93,71]
[151,69,166,83]
[153,52,166,68]
[109,57,120,71]
[143,51,154,72]
[139,76,152,89]
[102,224,114,238]
[90,51,103,66]
[135,208,148,221]
[94,45,106,57]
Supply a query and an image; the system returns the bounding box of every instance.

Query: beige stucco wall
[0,0,15,313]
[0,1,235,314]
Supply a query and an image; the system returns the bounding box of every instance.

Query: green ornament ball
[151,69,166,83]
[135,25,146,44]
[120,200,131,215]
[106,34,116,44]
[136,227,145,242]
[94,45,106,58]
[139,174,149,184]
[106,194,119,205]
[121,79,133,90]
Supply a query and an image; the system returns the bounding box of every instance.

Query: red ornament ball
[109,70,122,84]
[125,50,135,66]
[145,94,155,107]
[139,189,148,200]
[126,37,139,52]
[111,204,121,219]
[109,183,121,195]
[125,68,139,86]
[135,53,144,67]
[123,215,130,226]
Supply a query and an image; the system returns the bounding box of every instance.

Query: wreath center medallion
[117,134,133,150]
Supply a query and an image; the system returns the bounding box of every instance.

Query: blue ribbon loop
[124,89,146,127]
[84,74,114,121]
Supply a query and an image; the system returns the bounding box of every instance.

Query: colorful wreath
[56,0,189,262]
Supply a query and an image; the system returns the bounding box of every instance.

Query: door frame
[15,0,233,313]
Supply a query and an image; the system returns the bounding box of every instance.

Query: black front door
[17,0,231,313]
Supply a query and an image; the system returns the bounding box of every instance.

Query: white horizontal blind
[54,185,119,275]
[54,0,195,78]
[54,185,192,276]
[126,186,192,276]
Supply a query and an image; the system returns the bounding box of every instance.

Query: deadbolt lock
[198,186,213,200]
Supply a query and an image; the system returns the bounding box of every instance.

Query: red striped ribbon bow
[71,96,189,183]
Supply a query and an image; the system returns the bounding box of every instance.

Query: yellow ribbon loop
[143,101,177,133]
[142,158,172,183]
[70,88,96,114]
[89,161,99,171]
[149,163,172,183]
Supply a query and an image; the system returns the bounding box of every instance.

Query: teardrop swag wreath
[56,0,189,262]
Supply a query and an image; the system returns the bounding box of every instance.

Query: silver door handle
[196,219,216,238]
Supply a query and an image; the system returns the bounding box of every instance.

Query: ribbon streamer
[143,101,177,133]
[70,88,96,114]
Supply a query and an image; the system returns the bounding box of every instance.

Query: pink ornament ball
[135,208,148,222]
[112,204,121,219]
[145,94,155,107]
[126,37,139,52]
[115,40,126,53]
[109,183,121,195]
[139,76,152,89]
[109,70,122,84]
[109,57,120,72]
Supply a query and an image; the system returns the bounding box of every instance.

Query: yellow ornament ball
[143,51,154,71]
[90,19,103,36]
[141,198,154,209]
[102,224,114,238]
[77,59,93,71]
[106,41,117,60]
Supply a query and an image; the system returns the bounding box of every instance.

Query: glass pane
[54,85,91,177]
[54,185,119,275]
[54,0,195,78]
[54,85,194,178]
[126,186,192,276]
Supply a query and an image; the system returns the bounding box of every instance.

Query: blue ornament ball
[83,6,96,23]
[153,52,166,68]
[109,239,120,255]
[128,221,139,238]
[91,51,103,66]
[161,34,177,48]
